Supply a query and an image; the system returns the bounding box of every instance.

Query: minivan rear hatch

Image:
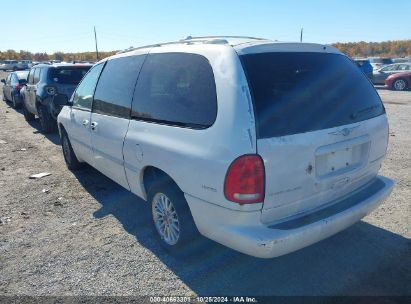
[241,52,388,224]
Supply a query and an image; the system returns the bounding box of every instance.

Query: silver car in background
[0,60,19,71]
[372,63,411,85]
[18,60,33,69]
[367,57,394,70]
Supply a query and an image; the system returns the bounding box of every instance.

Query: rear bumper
[43,94,68,120]
[185,176,394,258]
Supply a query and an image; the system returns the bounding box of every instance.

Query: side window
[33,68,41,83]
[28,69,35,84]
[93,55,146,118]
[72,63,104,110]
[131,53,217,128]
[6,74,11,85]
[11,74,18,85]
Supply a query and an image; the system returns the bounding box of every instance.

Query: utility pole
[94,26,99,61]
[300,28,303,42]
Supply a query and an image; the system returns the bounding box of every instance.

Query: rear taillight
[224,155,265,204]
[15,84,22,91]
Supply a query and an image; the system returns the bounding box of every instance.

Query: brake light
[15,84,22,91]
[224,155,265,204]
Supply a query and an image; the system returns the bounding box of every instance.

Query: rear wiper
[350,105,381,119]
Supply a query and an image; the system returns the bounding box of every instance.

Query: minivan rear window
[49,66,90,84]
[241,52,385,138]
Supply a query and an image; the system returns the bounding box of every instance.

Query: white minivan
[57,36,394,258]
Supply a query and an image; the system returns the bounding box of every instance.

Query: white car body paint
[58,38,394,258]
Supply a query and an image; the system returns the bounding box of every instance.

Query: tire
[148,180,198,253]
[37,104,57,133]
[22,102,35,121]
[11,94,21,109]
[392,79,408,91]
[61,130,82,170]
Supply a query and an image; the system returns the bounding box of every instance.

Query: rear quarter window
[241,52,385,138]
[131,53,217,129]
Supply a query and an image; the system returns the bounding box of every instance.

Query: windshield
[241,52,385,138]
[49,66,91,84]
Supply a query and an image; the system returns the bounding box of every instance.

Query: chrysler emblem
[329,125,360,136]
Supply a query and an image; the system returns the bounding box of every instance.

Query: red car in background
[385,71,411,91]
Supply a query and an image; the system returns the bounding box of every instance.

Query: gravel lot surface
[0,71,410,296]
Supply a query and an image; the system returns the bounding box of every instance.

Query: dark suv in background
[22,63,91,132]
[353,59,373,81]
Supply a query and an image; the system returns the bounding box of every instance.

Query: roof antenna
[300,28,303,42]
[94,26,99,61]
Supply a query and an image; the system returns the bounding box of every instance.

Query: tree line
[333,40,411,58]
[0,50,116,62]
[1,40,410,61]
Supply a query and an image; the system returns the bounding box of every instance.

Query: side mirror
[0,79,5,84]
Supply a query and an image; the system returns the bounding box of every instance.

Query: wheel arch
[141,166,182,201]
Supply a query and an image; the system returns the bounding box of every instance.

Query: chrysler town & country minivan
[57,36,394,258]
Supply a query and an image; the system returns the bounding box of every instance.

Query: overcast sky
[1,0,410,53]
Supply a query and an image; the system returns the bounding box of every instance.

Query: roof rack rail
[116,36,269,54]
[116,40,196,54]
[182,35,267,41]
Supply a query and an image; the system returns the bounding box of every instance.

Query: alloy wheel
[394,79,406,91]
[152,193,180,246]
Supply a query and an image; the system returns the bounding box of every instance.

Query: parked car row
[367,57,394,70]
[1,37,395,258]
[0,60,33,71]
[2,63,92,131]
[353,58,411,90]
[367,57,411,69]
[373,63,411,86]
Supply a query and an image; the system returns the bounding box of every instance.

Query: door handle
[82,119,89,126]
[90,122,98,131]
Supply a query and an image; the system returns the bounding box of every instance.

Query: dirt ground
[0,70,410,296]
